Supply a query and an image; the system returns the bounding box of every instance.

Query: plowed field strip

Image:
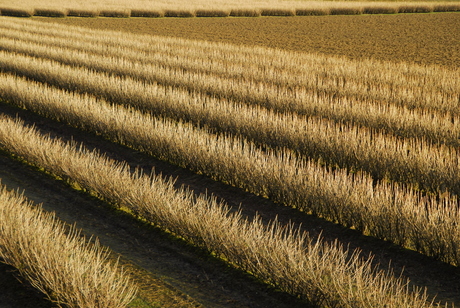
[40,13,460,68]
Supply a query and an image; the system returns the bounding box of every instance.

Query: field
[0,9,460,308]
[2,0,460,18]
[42,13,460,68]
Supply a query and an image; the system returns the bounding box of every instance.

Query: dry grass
[0,0,455,18]
[33,8,67,17]
[1,16,460,306]
[295,7,329,15]
[398,4,434,12]
[433,3,460,11]
[260,8,296,16]
[130,9,164,17]
[163,9,196,17]
[99,9,130,18]
[329,6,363,15]
[2,23,460,196]
[0,7,33,17]
[0,114,438,308]
[362,6,399,14]
[4,18,458,114]
[67,8,99,17]
[42,13,460,69]
[229,8,261,17]
[0,182,137,308]
[195,9,230,17]
[2,70,460,269]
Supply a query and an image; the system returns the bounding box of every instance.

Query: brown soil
[40,13,460,68]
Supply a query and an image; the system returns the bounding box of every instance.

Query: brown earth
[2,13,460,307]
[40,13,460,68]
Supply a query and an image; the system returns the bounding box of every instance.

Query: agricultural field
[2,0,460,18]
[42,12,460,68]
[0,7,460,308]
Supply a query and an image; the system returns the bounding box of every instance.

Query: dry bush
[33,8,67,17]
[260,8,295,16]
[229,8,261,17]
[130,9,164,17]
[67,8,99,17]
[0,183,137,308]
[398,5,433,13]
[0,115,437,308]
[99,9,130,18]
[3,18,460,266]
[163,9,195,17]
[433,4,460,12]
[195,9,230,17]
[295,8,329,16]
[0,7,33,17]
[5,16,459,118]
[3,71,460,268]
[2,27,460,196]
[329,7,363,15]
[363,6,398,14]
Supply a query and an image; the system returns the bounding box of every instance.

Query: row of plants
[0,112,437,307]
[1,47,460,197]
[0,181,137,307]
[2,17,459,116]
[2,28,459,147]
[1,17,459,306]
[1,72,460,270]
[2,2,460,18]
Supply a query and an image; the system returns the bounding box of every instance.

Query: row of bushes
[1,4,459,18]
[3,70,460,269]
[2,30,460,195]
[0,183,137,308]
[0,18,460,115]
[0,110,437,308]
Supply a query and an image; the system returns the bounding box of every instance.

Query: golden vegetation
[1,0,460,17]
[1,19,460,194]
[0,114,436,308]
[1,16,459,307]
[0,182,137,308]
[2,57,460,269]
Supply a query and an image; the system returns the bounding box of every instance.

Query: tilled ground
[40,13,460,68]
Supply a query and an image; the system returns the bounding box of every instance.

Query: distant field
[1,0,460,18]
[2,0,459,11]
[2,8,460,307]
[42,13,460,67]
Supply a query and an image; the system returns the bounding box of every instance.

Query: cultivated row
[1,48,459,196]
[1,72,460,268]
[1,17,459,114]
[0,182,137,308]
[0,114,433,307]
[2,2,460,18]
